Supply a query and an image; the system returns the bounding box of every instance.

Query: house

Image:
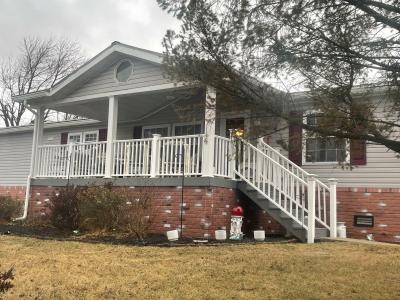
[1,42,399,243]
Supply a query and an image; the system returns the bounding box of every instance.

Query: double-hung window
[304,113,347,164]
[83,131,99,143]
[68,133,82,144]
[142,125,170,138]
[67,131,99,144]
[173,123,202,136]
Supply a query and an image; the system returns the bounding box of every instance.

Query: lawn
[1,236,400,299]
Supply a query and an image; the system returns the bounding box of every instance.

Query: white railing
[158,135,204,176]
[214,136,233,178]
[258,138,335,234]
[113,139,152,176]
[36,142,107,178]
[36,144,70,178]
[258,138,307,181]
[235,138,309,229]
[69,142,107,177]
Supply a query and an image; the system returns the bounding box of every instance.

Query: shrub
[118,188,153,240]
[0,196,22,222]
[77,184,125,232]
[0,268,14,295]
[48,185,82,231]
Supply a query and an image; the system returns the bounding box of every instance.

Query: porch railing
[34,134,337,242]
[36,142,107,178]
[113,139,152,176]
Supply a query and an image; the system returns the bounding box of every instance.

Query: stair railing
[257,138,337,238]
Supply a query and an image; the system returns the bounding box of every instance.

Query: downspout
[14,102,37,221]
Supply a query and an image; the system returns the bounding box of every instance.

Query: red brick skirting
[337,187,400,243]
[0,186,26,199]
[28,185,285,239]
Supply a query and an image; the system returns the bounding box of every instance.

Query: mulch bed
[0,223,295,247]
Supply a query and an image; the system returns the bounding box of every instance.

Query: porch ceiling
[47,88,204,123]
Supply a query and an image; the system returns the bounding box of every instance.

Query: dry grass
[1,236,400,299]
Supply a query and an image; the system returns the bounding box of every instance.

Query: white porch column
[202,86,216,177]
[307,174,316,244]
[328,178,338,238]
[104,96,118,178]
[29,107,44,178]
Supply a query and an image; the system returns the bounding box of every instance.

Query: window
[115,60,133,82]
[67,131,99,144]
[173,123,202,136]
[304,113,347,163]
[142,125,169,138]
[83,131,98,143]
[68,133,82,144]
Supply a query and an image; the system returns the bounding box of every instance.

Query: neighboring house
[1,42,399,243]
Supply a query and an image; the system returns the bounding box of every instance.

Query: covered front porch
[30,85,242,180]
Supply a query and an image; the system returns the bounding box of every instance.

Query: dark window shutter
[133,126,142,139]
[350,139,367,165]
[288,112,303,166]
[61,132,68,144]
[98,128,108,141]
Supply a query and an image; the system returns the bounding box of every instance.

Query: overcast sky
[0,0,180,58]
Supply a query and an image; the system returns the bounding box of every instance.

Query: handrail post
[150,134,161,178]
[307,174,316,244]
[328,178,338,238]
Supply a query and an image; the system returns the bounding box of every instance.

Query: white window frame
[172,122,203,136]
[67,132,82,144]
[142,124,171,138]
[83,131,99,143]
[302,110,349,165]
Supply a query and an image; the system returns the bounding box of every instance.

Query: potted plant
[215,227,227,240]
[254,227,266,241]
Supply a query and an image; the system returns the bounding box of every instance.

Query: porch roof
[12,42,167,106]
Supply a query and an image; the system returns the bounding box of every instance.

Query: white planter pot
[337,222,347,238]
[254,230,266,241]
[167,229,179,241]
[215,229,227,241]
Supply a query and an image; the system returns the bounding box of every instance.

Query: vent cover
[354,215,374,227]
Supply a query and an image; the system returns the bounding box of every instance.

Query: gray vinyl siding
[0,132,32,186]
[68,59,170,99]
[267,120,400,188]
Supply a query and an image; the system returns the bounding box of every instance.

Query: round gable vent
[115,60,133,82]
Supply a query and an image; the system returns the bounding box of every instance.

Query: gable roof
[13,42,164,103]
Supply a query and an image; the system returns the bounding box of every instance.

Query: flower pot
[254,230,265,241]
[337,222,347,238]
[215,229,227,241]
[166,229,179,241]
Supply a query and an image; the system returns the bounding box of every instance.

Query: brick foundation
[28,185,285,239]
[0,185,26,199]
[337,187,400,243]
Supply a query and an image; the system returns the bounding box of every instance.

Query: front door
[225,118,245,138]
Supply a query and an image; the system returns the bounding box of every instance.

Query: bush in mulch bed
[0,195,22,223]
[47,184,153,241]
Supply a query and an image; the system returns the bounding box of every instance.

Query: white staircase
[234,138,337,243]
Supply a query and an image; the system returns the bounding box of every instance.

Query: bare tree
[0,37,85,127]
